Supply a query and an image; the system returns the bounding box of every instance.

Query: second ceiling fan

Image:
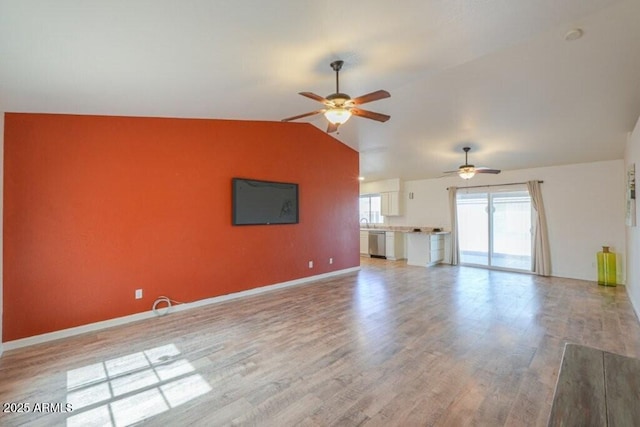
[444,147,501,179]
[282,60,390,133]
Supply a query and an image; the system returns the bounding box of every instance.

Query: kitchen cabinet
[380,191,402,216]
[360,231,369,255]
[406,233,447,267]
[385,231,405,260]
[429,234,445,264]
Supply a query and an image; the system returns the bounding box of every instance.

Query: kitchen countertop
[406,230,450,235]
[360,226,449,234]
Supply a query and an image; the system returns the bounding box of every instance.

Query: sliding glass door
[457,188,532,271]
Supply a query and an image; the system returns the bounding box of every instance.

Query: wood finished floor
[2,258,640,427]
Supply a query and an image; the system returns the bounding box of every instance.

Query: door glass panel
[491,191,532,270]
[457,192,489,266]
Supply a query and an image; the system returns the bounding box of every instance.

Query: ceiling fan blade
[475,168,501,174]
[351,90,391,105]
[281,110,324,122]
[350,107,390,123]
[442,170,460,174]
[326,122,339,133]
[299,92,328,103]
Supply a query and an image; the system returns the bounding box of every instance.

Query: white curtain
[448,186,460,265]
[527,180,551,276]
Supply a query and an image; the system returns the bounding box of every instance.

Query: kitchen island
[405,231,448,267]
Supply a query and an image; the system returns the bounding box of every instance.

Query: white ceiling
[1,0,639,181]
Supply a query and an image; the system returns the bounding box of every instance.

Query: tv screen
[232,178,299,225]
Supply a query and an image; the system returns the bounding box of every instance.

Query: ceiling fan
[282,60,390,133]
[444,147,501,179]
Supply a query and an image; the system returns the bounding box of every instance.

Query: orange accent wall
[3,113,360,341]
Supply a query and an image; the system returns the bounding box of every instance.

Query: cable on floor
[152,296,185,317]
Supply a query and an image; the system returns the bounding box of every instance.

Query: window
[457,187,532,271]
[359,194,384,224]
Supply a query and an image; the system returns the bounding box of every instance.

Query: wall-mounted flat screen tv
[232,178,299,225]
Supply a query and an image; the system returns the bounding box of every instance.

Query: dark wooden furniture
[548,343,640,426]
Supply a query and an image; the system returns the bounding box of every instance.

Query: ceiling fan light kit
[458,167,476,180]
[282,60,390,133]
[324,108,352,125]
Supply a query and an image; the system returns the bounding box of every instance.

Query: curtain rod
[446,180,543,190]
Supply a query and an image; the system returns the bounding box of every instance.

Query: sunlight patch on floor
[66,343,212,426]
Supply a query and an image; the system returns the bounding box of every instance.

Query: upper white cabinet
[381,191,402,216]
[360,178,403,217]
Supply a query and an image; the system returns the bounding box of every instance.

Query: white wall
[368,159,626,282]
[625,116,640,319]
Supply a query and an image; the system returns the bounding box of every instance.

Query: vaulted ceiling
[1,0,639,181]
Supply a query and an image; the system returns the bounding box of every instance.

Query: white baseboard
[628,287,640,325]
[2,266,360,352]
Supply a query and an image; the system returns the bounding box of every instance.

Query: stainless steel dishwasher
[368,231,386,258]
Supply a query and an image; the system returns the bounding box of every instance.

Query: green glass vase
[597,246,617,286]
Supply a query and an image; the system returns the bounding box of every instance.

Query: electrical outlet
[135,289,143,299]
[329,257,333,264]
[308,261,313,268]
